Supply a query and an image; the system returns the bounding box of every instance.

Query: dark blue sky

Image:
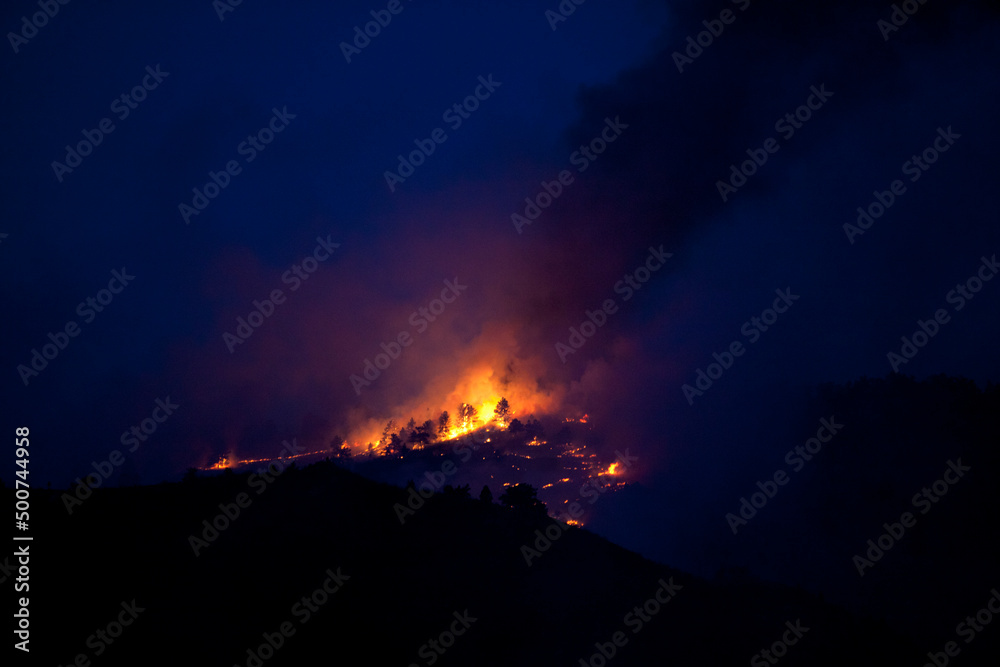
[2,0,999,576]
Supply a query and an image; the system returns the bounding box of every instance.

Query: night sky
[3,0,1000,632]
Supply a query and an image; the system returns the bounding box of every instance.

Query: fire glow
[205,448,328,471]
[195,364,631,525]
[346,363,557,456]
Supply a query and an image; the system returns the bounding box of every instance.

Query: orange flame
[345,362,556,453]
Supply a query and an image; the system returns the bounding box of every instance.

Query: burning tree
[458,403,478,431]
[387,433,406,456]
[437,411,450,437]
[421,420,436,442]
[330,435,351,460]
[493,397,511,427]
[408,422,433,448]
[379,419,396,453]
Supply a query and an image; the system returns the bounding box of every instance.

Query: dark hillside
[14,458,924,666]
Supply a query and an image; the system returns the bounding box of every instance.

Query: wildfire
[200,448,330,472]
[190,364,632,525]
[345,362,555,455]
[209,457,231,470]
[195,402,632,530]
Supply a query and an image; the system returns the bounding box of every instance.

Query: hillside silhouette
[7,374,999,664]
[17,448,932,665]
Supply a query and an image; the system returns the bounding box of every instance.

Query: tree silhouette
[459,403,479,430]
[438,411,451,437]
[331,437,352,460]
[409,424,432,448]
[387,433,406,456]
[479,485,493,504]
[499,483,546,516]
[421,420,436,443]
[508,418,524,434]
[443,484,471,500]
[493,397,511,427]
[380,420,396,453]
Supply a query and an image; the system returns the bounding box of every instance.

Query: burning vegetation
[346,396,628,525]
[343,395,518,458]
[198,366,631,525]
[206,447,328,471]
